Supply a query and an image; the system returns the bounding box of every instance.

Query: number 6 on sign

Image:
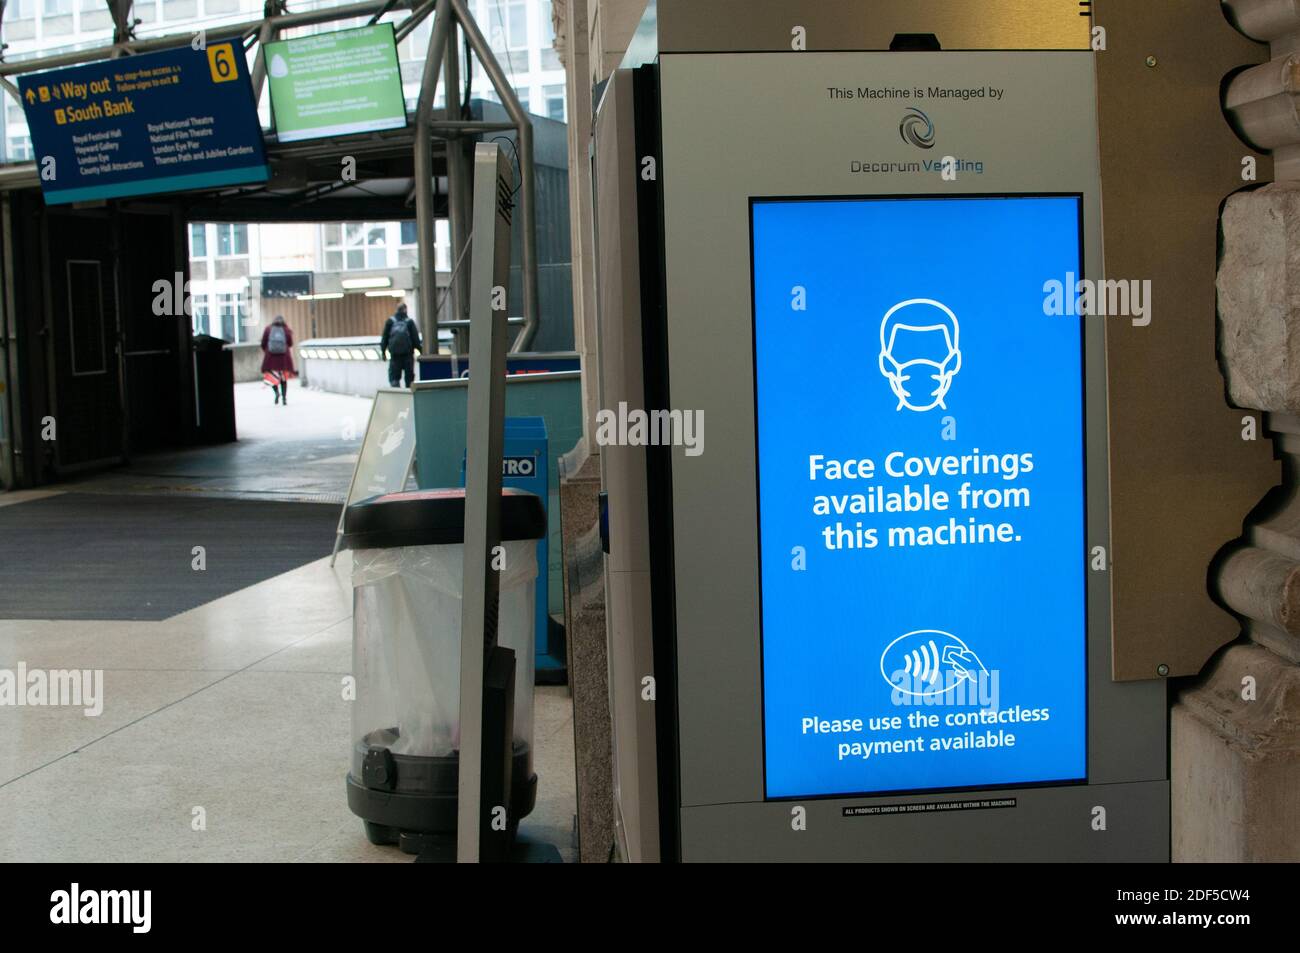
[207,44,238,83]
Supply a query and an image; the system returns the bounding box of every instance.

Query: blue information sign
[751,195,1088,800]
[18,43,268,205]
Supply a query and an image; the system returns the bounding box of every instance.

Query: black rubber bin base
[346,743,537,849]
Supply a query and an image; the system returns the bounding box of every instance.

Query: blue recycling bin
[461,417,561,678]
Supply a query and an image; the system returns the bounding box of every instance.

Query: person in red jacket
[260,315,296,405]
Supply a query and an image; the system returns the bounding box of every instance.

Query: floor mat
[0,493,339,620]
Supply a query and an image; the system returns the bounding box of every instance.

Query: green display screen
[265,23,407,143]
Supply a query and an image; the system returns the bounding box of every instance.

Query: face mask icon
[878,298,962,412]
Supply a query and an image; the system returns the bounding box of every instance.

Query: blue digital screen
[751,195,1087,799]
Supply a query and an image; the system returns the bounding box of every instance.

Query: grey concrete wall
[227,343,264,384]
[300,357,390,399]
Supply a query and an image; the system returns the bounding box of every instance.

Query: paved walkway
[65,382,375,504]
[0,383,579,862]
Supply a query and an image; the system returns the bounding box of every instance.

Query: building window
[506,0,528,50]
[189,223,207,258]
[322,222,388,271]
[9,0,34,18]
[398,220,418,267]
[215,224,248,257]
[544,84,565,122]
[540,0,555,48]
[6,136,33,161]
[489,0,528,54]
[216,292,248,343]
[436,218,450,272]
[192,298,210,336]
[43,0,71,15]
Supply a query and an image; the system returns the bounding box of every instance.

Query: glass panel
[507,0,528,49]
[541,0,554,43]
[346,249,364,269]
[435,219,450,271]
[545,85,565,121]
[323,223,342,246]
[190,223,207,257]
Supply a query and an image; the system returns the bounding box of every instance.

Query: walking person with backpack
[260,314,296,405]
[380,301,423,388]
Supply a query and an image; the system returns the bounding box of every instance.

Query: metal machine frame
[594,0,1276,863]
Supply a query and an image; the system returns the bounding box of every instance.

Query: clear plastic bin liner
[351,540,538,760]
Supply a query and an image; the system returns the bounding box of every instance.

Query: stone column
[1172,0,1300,862]
[1178,182,1300,860]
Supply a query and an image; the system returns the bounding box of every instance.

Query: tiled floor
[0,384,579,862]
[0,551,578,862]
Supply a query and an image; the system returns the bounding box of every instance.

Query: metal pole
[414,0,453,340]
[393,0,437,41]
[0,76,21,109]
[109,0,135,54]
[444,23,471,354]
[250,20,277,102]
[457,141,513,864]
[0,194,19,489]
[447,0,539,351]
[429,120,515,132]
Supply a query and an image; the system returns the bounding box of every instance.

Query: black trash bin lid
[341,487,546,550]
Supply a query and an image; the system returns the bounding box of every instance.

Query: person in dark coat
[260,315,296,405]
[380,302,423,388]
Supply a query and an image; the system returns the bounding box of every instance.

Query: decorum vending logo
[878,298,962,412]
[899,106,935,149]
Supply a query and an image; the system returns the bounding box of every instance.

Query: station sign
[19,43,268,205]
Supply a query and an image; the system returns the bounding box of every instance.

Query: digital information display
[19,44,268,205]
[751,195,1087,799]
[265,24,407,143]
